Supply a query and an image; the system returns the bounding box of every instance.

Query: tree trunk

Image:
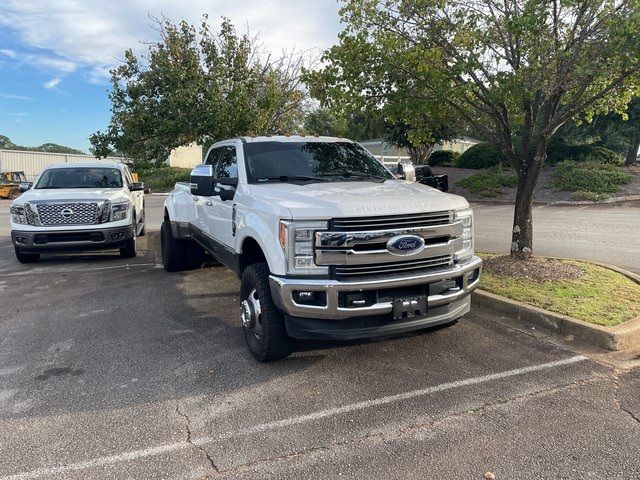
[625,133,640,165]
[510,139,548,259]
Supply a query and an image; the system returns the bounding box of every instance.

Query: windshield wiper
[320,171,388,180]
[255,175,330,183]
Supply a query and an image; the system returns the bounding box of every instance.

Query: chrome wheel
[241,287,262,338]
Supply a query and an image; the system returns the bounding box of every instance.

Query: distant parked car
[9,163,145,263]
[414,165,449,192]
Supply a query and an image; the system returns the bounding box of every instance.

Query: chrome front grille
[36,202,98,225]
[330,211,452,231]
[332,254,454,280]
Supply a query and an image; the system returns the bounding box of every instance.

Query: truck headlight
[10,204,27,224]
[453,208,474,262]
[110,202,129,222]
[279,220,329,276]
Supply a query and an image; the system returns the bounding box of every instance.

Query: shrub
[553,161,633,197]
[429,150,460,166]
[135,166,191,191]
[456,166,518,197]
[457,142,508,169]
[546,138,623,165]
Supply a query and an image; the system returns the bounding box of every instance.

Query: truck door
[196,145,238,257]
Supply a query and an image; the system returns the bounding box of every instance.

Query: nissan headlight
[10,204,27,224]
[279,220,328,276]
[453,208,474,262]
[110,202,129,222]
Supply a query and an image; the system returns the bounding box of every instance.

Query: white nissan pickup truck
[9,162,146,263]
[162,136,482,361]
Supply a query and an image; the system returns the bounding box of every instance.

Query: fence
[0,149,131,182]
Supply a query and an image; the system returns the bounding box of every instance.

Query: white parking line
[0,355,587,480]
[0,263,156,277]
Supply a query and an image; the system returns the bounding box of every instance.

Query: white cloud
[0,92,34,100]
[5,112,29,116]
[0,48,17,58]
[0,0,342,82]
[43,77,61,89]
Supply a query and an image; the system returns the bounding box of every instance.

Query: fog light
[15,236,27,245]
[110,232,125,240]
[293,290,327,307]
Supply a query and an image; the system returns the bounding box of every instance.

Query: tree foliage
[91,16,309,162]
[0,134,84,154]
[308,0,640,257]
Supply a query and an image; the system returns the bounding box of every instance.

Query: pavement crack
[612,368,640,425]
[175,402,220,474]
[202,374,607,478]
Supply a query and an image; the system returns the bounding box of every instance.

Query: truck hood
[250,180,469,219]
[15,188,128,204]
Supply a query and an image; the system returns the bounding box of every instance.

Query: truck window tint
[244,141,392,182]
[205,147,224,166]
[35,168,123,189]
[216,146,238,179]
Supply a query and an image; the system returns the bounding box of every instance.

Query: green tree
[307,0,640,258]
[91,16,308,163]
[303,108,348,137]
[564,98,640,165]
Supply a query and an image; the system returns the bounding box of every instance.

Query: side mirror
[190,165,215,196]
[216,177,238,201]
[19,182,31,192]
[129,182,145,192]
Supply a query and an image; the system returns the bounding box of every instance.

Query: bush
[546,138,623,166]
[456,166,518,197]
[553,161,633,197]
[135,166,191,192]
[428,150,460,166]
[457,142,508,169]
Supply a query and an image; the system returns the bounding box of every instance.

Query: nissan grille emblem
[386,234,426,256]
[60,208,74,218]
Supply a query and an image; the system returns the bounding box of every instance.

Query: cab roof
[43,162,126,170]
[238,135,354,144]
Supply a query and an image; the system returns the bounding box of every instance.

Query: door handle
[205,200,213,206]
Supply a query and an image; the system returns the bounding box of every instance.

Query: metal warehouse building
[0,149,130,182]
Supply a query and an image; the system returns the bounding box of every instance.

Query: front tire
[120,217,137,258]
[15,247,40,264]
[240,263,293,362]
[161,220,187,271]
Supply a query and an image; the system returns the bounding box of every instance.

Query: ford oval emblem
[386,235,425,256]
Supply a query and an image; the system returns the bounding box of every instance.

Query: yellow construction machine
[0,171,28,199]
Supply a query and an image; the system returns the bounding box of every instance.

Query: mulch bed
[483,255,585,283]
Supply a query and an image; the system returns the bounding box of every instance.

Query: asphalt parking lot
[1,197,639,479]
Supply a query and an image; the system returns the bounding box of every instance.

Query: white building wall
[0,149,130,181]
[166,144,202,169]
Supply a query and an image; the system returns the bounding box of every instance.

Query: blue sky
[0,0,342,153]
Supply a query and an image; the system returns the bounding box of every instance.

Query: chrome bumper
[269,255,482,320]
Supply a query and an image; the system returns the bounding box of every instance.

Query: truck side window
[124,167,134,186]
[216,146,238,179]
[205,148,222,166]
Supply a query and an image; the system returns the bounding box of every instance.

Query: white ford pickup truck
[9,162,146,263]
[163,136,482,361]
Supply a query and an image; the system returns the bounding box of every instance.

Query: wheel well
[240,237,267,274]
[164,208,170,221]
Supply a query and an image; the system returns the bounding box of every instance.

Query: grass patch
[135,166,191,192]
[553,161,633,199]
[456,167,518,197]
[479,255,640,327]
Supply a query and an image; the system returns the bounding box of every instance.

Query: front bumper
[11,225,134,252]
[269,256,482,337]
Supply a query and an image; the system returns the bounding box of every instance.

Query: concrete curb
[474,259,640,352]
[470,194,640,206]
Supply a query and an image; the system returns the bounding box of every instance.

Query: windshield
[35,168,123,189]
[244,141,394,184]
